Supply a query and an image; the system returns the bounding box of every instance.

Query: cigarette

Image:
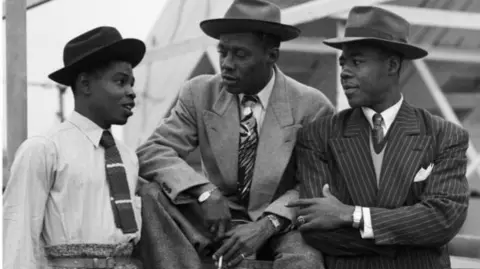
[218,256,223,269]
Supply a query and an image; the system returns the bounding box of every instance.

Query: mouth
[121,103,135,114]
[222,75,238,85]
[342,85,358,96]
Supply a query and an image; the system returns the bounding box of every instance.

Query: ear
[75,73,92,96]
[266,47,279,64]
[387,56,402,76]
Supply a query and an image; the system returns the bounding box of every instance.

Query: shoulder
[416,108,469,143]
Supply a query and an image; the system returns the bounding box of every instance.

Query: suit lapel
[249,69,297,212]
[377,102,432,207]
[203,86,240,187]
[329,109,378,206]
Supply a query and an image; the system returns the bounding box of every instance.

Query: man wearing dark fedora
[135,0,334,268]
[286,6,469,269]
[3,26,146,269]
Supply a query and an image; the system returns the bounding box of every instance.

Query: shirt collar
[239,68,275,110]
[362,95,404,132]
[67,111,107,148]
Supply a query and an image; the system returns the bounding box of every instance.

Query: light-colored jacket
[136,68,334,221]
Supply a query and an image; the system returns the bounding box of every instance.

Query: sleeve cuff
[360,207,374,239]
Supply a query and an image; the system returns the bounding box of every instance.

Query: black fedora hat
[323,6,428,60]
[49,26,146,86]
[200,0,300,42]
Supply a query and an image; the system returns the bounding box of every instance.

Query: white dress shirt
[3,111,142,269]
[238,69,275,131]
[359,95,404,239]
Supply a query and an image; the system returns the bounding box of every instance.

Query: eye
[217,49,227,58]
[235,50,247,58]
[353,59,362,66]
[116,78,127,86]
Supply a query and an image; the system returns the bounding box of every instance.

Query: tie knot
[241,95,259,107]
[100,130,116,148]
[372,113,383,127]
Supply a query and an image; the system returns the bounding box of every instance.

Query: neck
[74,101,110,129]
[248,68,273,95]
[369,87,402,113]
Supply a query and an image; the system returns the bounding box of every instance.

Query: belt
[48,257,136,268]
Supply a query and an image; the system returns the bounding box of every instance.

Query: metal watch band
[352,206,362,229]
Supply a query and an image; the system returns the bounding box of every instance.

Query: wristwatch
[197,187,218,203]
[352,206,362,229]
[266,214,281,232]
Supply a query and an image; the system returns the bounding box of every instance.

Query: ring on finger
[297,215,306,225]
[240,253,246,259]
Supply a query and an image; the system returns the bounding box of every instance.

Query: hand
[286,184,354,231]
[199,188,231,241]
[213,219,274,268]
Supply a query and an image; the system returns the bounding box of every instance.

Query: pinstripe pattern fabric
[296,101,470,269]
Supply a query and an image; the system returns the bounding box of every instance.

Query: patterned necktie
[237,95,259,207]
[100,130,138,234]
[372,113,386,154]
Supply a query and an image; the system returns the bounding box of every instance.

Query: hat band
[344,27,407,43]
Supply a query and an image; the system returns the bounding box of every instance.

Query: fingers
[322,184,332,197]
[213,236,237,261]
[216,220,226,241]
[285,198,317,207]
[227,252,247,268]
[223,239,242,262]
[298,221,317,232]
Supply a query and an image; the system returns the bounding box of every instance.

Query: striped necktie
[237,95,259,207]
[100,130,138,234]
[372,113,386,154]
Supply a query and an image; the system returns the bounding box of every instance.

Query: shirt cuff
[360,207,374,239]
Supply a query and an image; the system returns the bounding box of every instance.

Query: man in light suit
[287,6,470,269]
[135,0,334,268]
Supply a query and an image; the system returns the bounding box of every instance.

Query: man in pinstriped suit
[286,6,470,269]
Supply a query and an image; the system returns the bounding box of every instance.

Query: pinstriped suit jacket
[296,101,470,269]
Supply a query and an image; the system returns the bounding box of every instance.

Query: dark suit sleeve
[370,123,469,247]
[296,118,396,257]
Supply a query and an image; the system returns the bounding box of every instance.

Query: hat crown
[63,26,123,66]
[224,0,281,23]
[345,6,410,43]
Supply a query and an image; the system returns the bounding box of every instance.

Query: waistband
[45,242,134,258]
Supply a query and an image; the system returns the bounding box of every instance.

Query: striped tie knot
[372,113,384,129]
[100,130,116,148]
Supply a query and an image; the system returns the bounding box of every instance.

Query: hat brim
[200,19,300,42]
[48,38,146,86]
[323,37,428,60]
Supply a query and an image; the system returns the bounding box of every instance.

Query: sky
[1,0,167,150]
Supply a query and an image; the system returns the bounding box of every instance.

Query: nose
[340,66,353,80]
[125,86,136,100]
[221,52,234,72]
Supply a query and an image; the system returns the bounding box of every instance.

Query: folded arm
[295,121,396,256]
[3,138,56,269]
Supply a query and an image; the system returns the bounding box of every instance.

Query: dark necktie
[372,113,386,154]
[100,130,138,234]
[237,95,259,207]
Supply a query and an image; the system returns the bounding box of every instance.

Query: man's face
[88,61,136,126]
[339,43,391,108]
[217,33,272,95]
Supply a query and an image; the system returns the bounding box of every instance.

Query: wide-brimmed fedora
[49,26,146,86]
[200,0,300,42]
[323,6,428,59]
